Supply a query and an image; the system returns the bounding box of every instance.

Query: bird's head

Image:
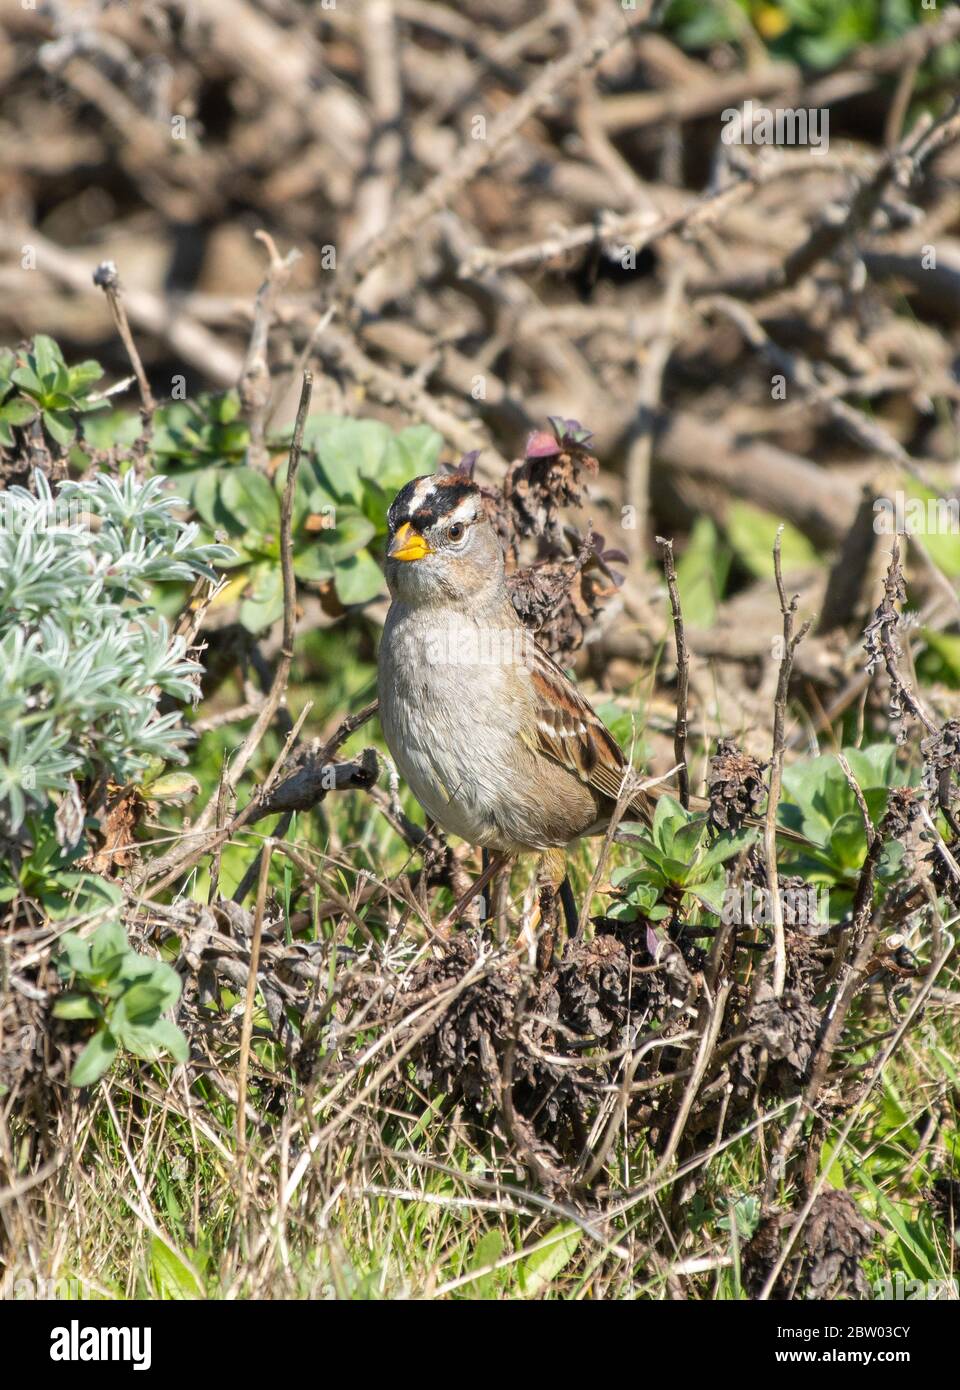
[385,472,503,607]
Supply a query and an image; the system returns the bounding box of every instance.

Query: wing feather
[528,645,650,819]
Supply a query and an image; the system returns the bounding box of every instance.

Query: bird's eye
[447,522,465,543]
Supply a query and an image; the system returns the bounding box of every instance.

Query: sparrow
[376,471,655,927]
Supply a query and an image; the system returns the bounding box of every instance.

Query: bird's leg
[481,849,493,924]
[534,848,566,973]
[491,857,511,943]
[558,876,578,941]
[437,851,508,935]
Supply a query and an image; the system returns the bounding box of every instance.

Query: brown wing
[527,643,652,823]
[525,647,807,842]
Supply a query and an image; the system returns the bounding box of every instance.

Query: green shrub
[0,468,231,832]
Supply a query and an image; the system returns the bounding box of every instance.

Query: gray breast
[378,606,534,849]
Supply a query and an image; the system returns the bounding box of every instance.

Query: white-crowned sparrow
[377,472,654,901]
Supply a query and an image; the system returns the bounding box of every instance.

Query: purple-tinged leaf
[525,430,560,459]
[453,449,480,478]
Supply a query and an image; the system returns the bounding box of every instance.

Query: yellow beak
[388,522,432,562]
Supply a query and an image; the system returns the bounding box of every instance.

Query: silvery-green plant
[0,470,232,832]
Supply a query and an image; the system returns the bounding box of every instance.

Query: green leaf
[782,745,900,854]
[32,334,67,387]
[305,480,339,515]
[718,1194,761,1240]
[41,409,76,447]
[382,424,443,490]
[52,992,101,1021]
[299,412,348,445]
[80,409,143,449]
[688,873,728,915]
[0,398,39,427]
[829,811,869,872]
[221,468,280,534]
[57,933,93,976]
[147,1018,189,1063]
[185,467,243,539]
[614,837,667,880]
[207,390,241,425]
[841,744,898,793]
[67,359,105,393]
[858,1170,938,1282]
[660,855,697,884]
[127,961,181,1015]
[672,816,710,865]
[318,511,377,564]
[70,1029,118,1086]
[333,549,384,605]
[72,395,109,416]
[49,873,124,919]
[518,1224,581,1298]
[726,502,819,579]
[111,1007,187,1062]
[878,838,905,883]
[146,771,200,803]
[675,516,730,628]
[463,1230,505,1300]
[89,921,129,977]
[10,365,44,397]
[150,1236,203,1299]
[292,544,334,582]
[314,420,393,503]
[782,756,842,839]
[357,476,391,532]
[881,482,960,579]
[267,414,342,473]
[697,827,758,874]
[620,879,663,916]
[239,562,284,632]
[112,953,157,991]
[918,628,960,689]
[119,983,170,1025]
[652,794,690,856]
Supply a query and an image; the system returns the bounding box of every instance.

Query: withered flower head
[706,738,768,834]
[880,785,922,839]
[744,1192,875,1299]
[505,417,599,547]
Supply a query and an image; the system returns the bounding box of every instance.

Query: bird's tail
[628,786,811,847]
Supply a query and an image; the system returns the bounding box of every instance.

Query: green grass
[10,1014,957,1300]
[7,708,959,1300]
